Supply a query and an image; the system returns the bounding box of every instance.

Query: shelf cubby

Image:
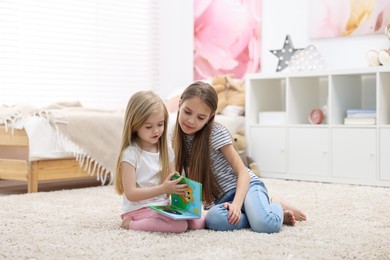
[288,75,328,125]
[330,73,376,125]
[246,68,390,187]
[246,77,286,126]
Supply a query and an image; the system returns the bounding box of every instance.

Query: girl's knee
[205,207,230,231]
[161,220,188,233]
[205,215,229,231]
[206,207,249,231]
[250,217,282,233]
[176,221,189,233]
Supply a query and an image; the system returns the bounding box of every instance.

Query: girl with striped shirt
[171,81,306,233]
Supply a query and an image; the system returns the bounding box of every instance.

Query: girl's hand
[224,202,241,225]
[163,172,188,195]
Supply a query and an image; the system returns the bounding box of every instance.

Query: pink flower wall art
[194,0,262,80]
[309,0,390,39]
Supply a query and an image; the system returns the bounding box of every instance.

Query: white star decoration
[270,35,303,72]
[289,45,325,71]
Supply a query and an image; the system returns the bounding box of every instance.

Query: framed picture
[193,0,262,80]
[309,0,390,39]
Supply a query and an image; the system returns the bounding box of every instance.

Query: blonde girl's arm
[121,162,187,201]
[220,144,250,224]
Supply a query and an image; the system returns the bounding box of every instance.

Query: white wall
[160,0,390,96]
[158,0,194,99]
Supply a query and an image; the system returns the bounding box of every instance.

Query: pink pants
[121,207,206,233]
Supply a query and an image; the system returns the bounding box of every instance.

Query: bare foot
[283,210,296,226]
[271,195,307,221]
[120,218,132,229]
[292,208,306,221]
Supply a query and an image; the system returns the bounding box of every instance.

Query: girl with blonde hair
[115,91,205,232]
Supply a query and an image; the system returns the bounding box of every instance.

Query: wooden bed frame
[0,126,96,193]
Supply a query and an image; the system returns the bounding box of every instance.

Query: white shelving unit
[245,67,390,187]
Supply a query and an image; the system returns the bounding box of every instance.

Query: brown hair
[172,81,222,204]
[115,91,170,195]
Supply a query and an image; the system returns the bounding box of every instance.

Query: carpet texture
[1,178,389,260]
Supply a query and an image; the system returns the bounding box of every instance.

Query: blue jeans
[205,180,283,233]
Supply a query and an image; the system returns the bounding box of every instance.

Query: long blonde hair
[172,81,222,204]
[115,91,170,195]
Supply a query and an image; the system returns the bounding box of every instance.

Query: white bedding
[0,115,72,160]
[21,116,74,161]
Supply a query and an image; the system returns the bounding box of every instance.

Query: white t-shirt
[120,144,174,213]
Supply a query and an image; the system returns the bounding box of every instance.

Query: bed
[0,103,123,192]
[0,103,245,193]
[0,125,98,192]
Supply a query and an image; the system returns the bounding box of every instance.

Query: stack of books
[344,109,376,125]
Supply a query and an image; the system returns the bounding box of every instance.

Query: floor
[0,178,102,196]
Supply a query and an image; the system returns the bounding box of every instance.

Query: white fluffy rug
[1,178,390,259]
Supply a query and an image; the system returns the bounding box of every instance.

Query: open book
[148,173,202,220]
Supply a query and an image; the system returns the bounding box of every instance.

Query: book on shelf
[346,109,376,118]
[148,173,202,220]
[344,117,376,125]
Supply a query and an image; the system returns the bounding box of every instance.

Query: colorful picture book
[148,174,202,220]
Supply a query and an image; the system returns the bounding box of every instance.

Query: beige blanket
[0,102,124,184]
